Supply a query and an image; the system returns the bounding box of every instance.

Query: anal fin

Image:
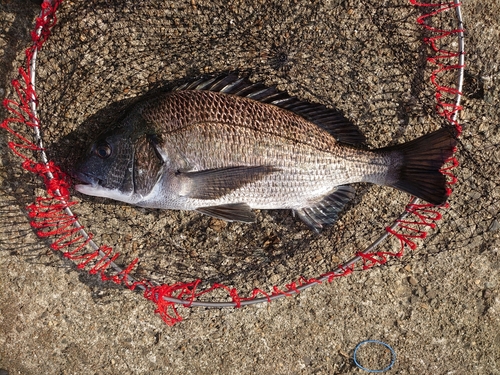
[196,203,256,223]
[295,185,355,233]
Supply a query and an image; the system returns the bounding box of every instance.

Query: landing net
[1,0,465,325]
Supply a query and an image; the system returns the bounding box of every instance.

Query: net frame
[1,0,465,326]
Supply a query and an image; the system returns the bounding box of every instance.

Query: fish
[74,74,457,232]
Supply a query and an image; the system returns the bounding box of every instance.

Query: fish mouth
[72,171,100,189]
[73,173,111,198]
[73,172,137,202]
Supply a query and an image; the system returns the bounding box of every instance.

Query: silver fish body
[74,75,456,231]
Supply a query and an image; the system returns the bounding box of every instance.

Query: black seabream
[74,75,456,232]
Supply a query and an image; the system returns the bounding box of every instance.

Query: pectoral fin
[180,165,279,200]
[295,185,355,233]
[196,203,256,222]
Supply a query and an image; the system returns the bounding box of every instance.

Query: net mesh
[0,0,472,326]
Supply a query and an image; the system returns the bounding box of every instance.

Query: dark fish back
[175,75,366,145]
[140,74,365,151]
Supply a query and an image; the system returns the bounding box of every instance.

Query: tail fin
[379,127,457,205]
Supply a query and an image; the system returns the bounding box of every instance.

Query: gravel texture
[0,1,498,374]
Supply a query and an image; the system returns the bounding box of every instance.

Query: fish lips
[73,173,138,203]
[72,169,137,202]
[72,170,103,195]
[72,170,99,186]
[73,173,111,198]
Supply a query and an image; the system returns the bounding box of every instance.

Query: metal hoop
[24,0,465,310]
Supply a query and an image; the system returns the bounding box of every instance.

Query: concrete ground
[0,1,498,374]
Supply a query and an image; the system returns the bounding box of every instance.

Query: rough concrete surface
[0,1,498,374]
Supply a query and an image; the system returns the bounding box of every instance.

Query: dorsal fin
[175,74,366,146]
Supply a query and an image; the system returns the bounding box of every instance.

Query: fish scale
[164,124,357,184]
[142,91,339,153]
[74,75,456,232]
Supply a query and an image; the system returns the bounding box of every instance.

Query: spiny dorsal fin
[175,74,366,146]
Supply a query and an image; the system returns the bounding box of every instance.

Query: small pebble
[488,219,499,232]
[426,290,437,299]
[209,218,227,232]
[408,276,418,286]
[420,303,429,310]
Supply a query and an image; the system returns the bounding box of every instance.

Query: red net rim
[1,0,465,326]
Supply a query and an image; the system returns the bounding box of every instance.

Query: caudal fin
[379,127,457,205]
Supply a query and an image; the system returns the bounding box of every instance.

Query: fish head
[74,108,166,205]
[73,126,140,203]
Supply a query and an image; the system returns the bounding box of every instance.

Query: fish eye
[94,142,112,159]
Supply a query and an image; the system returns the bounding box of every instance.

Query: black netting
[5,0,481,300]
